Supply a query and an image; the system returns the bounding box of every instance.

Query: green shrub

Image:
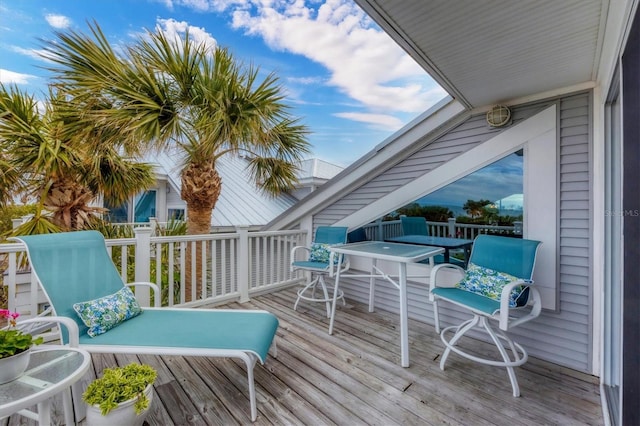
[0,205,37,240]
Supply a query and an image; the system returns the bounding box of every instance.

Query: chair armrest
[16,316,81,347]
[126,282,161,307]
[290,246,311,271]
[429,263,465,301]
[498,280,542,331]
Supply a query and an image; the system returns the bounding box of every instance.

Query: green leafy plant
[0,309,44,358]
[83,363,157,416]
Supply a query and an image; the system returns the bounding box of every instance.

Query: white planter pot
[0,348,31,384]
[85,383,153,426]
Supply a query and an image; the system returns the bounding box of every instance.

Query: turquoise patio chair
[401,216,465,267]
[12,231,278,422]
[429,235,542,397]
[400,216,429,235]
[291,226,349,317]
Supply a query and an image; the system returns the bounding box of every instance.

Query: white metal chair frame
[290,227,350,317]
[429,235,542,397]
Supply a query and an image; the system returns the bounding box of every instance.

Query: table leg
[328,262,343,335]
[36,400,51,426]
[399,262,409,367]
[464,244,472,267]
[443,248,450,263]
[369,258,377,312]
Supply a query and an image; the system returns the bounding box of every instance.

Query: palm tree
[462,199,492,220]
[0,85,155,235]
[42,22,310,298]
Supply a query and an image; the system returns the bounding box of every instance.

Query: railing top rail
[150,233,239,244]
[247,230,307,238]
[105,238,137,247]
[0,242,25,253]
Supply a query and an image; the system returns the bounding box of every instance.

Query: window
[397,150,523,228]
[168,208,185,220]
[134,190,157,222]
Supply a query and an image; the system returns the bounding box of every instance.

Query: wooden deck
[4,287,603,425]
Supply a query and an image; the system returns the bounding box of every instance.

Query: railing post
[448,218,456,238]
[236,225,250,303]
[133,227,152,307]
[513,221,523,235]
[376,218,384,240]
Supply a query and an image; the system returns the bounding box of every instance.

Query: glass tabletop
[331,241,444,262]
[0,348,89,406]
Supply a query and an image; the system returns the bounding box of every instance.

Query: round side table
[0,346,91,426]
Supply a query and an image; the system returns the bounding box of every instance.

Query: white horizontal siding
[319,91,593,372]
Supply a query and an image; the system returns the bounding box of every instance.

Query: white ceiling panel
[355,0,607,108]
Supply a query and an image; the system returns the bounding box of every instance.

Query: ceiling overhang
[355,0,608,109]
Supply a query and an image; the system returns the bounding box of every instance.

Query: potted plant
[83,363,157,426]
[0,309,44,384]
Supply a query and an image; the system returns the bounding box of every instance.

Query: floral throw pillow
[73,287,143,337]
[308,242,340,264]
[455,263,527,308]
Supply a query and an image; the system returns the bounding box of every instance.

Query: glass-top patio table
[328,241,444,367]
[385,235,474,267]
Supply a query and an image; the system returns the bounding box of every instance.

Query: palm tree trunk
[182,162,221,301]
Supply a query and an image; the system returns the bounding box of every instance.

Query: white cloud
[334,112,403,130]
[223,0,443,114]
[11,46,54,63]
[287,76,324,85]
[162,0,448,131]
[45,14,71,29]
[0,69,36,84]
[155,18,218,53]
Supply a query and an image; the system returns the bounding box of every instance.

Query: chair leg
[294,275,320,311]
[439,314,528,397]
[241,354,259,421]
[480,317,525,397]
[318,275,332,317]
[439,316,479,370]
[294,273,345,318]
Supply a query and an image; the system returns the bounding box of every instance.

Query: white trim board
[337,105,558,309]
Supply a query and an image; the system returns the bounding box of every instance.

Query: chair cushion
[455,262,527,307]
[308,242,339,264]
[73,287,143,337]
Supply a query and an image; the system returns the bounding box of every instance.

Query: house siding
[315,91,593,372]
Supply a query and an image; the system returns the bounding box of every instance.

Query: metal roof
[148,150,297,228]
[354,0,607,108]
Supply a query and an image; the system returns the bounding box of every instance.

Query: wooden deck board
[2,287,603,425]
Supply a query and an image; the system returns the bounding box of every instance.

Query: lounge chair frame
[12,231,279,422]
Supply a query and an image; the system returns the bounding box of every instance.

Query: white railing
[0,227,308,318]
[361,218,521,240]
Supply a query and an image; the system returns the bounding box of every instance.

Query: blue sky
[418,152,524,211]
[0,0,446,167]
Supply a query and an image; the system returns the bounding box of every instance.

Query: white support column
[237,225,250,303]
[134,227,152,307]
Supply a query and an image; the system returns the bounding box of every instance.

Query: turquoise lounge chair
[12,231,279,422]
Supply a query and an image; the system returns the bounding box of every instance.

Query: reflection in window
[168,208,185,220]
[134,190,157,222]
[389,150,523,227]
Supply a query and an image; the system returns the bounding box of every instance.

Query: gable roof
[149,150,297,228]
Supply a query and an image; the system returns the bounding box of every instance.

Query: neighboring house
[265,1,639,425]
[113,152,338,232]
[292,158,344,200]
